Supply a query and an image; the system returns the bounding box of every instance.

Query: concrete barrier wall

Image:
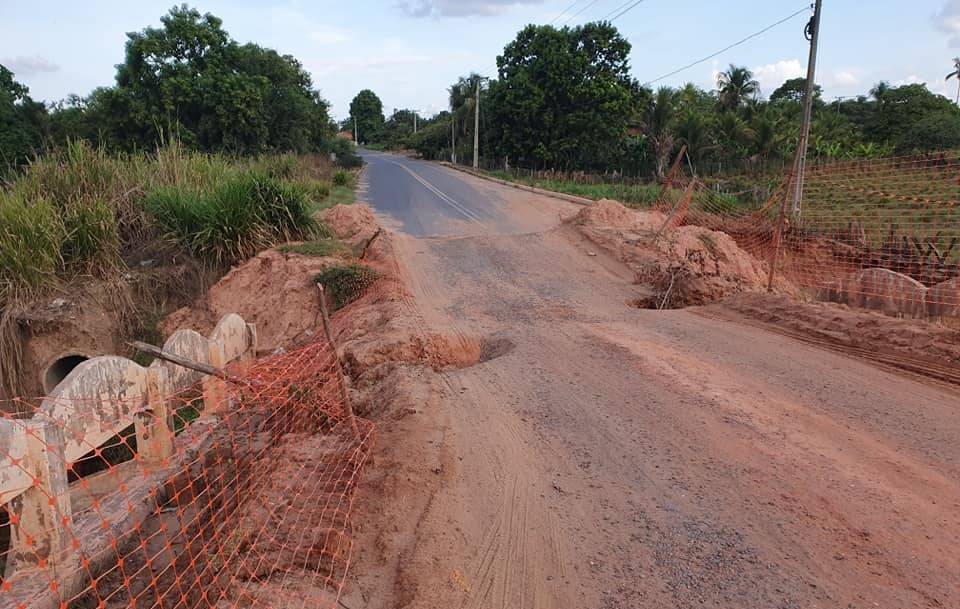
[818,268,959,321]
[0,314,257,575]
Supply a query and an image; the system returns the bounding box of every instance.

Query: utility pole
[354,116,359,146]
[473,78,481,169]
[791,0,823,218]
[414,112,418,134]
[451,115,456,164]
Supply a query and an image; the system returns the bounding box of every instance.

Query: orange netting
[0,338,374,609]
[658,152,960,319]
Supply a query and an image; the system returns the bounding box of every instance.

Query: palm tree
[869,81,890,108]
[748,105,786,161]
[674,110,714,164]
[449,73,484,136]
[716,64,759,112]
[946,57,960,104]
[641,87,677,179]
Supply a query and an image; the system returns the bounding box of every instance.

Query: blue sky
[2,0,960,121]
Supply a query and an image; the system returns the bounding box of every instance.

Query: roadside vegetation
[348,22,960,184]
[315,265,381,310]
[0,5,366,398]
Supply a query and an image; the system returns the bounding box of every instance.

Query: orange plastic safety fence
[0,339,374,609]
[658,153,960,320]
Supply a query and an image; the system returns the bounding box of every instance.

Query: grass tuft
[314,264,379,310]
[277,238,351,258]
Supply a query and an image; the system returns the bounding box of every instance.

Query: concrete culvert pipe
[43,354,90,394]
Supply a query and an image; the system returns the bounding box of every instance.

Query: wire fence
[657,152,960,320]
[0,334,374,609]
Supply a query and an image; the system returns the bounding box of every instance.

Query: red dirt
[704,292,960,382]
[571,199,793,306]
[161,248,338,353]
[339,163,960,609]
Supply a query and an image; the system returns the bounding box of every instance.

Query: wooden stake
[128,341,245,386]
[360,227,383,260]
[317,284,360,437]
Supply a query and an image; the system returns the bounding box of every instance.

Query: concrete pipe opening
[43,354,89,394]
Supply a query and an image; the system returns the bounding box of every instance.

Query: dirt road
[353,152,960,609]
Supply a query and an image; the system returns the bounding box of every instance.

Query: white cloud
[751,59,804,95]
[309,25,350,45]
[1,55,59,76]
[934,0,960,46]
[832,70,859,86]
[395,0,544,18]
[894,74,924,86]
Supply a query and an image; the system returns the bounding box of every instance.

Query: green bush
[314,264,379,309]
[332,170,351,187]
[147,172,316,266]
[338,152,363,169]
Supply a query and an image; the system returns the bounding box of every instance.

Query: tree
[0,64,48,173]
[349,90,385,145]
[487,21,640,169]
[641,87,677,178]
[449,73,487,162]
[408,111,453,160]
[75,5,331,153]
[717,64,759,112]
[381,108,418,148]
[868,83,960,151]
[770,77,822,104]
[946,57,960,104]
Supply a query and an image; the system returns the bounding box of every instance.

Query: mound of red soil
[572,199,791,307]
[161,249,341,353]
[322,204,378,242]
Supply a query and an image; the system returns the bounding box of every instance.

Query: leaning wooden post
[766,169,797,292]
[135,366,173,464]
[317,284,360,437]
[8,420,75,575]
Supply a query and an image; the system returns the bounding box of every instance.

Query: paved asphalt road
[359,150,512,237]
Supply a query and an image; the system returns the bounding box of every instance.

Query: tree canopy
[0,65,48,172]
[486,22,641,169]
[349,90,385,145]
[1,5,336,167]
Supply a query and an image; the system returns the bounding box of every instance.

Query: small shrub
[338,152,363,169]
[314,264,379,309]
[305,179,331,201]
[332,170,351,187]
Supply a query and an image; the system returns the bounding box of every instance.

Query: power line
[643,5,811,87]
[608,0,646,22]
[601,0,635,20]
[561,0,602,25]
[480,0,600,76]
[550,0,588,24]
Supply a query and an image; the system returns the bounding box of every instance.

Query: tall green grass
[147,173,316,266]
[0,194,62,296]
